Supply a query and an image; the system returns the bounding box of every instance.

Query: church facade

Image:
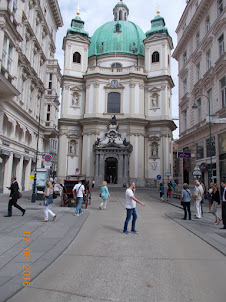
[58,0,176,187]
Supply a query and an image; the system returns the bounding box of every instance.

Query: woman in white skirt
[42,181,56,222]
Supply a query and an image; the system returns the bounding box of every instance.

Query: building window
[46,104,51,124]
[8,0,17,15]
[218,34,224,57]
[107,92,120,113]
[197,98,202,123]
[152,51,160,63]
[119,10,122,20]
[183,51,187,65]
[206,49,211,70]
[196,63,200,81]
[196,141,204,160]
[206,16,210,32]
[184,109,187,130]
[2,36,13,73]
[221,76,226,108]
[206,136,216,157]
[73,52,81,63]
[183,78,187,95]
[111,63,122,68]
[48,73,52,89]
[196,31,200,46]
[207,88,213,115]
[115,24,121,32]
[218,0,223,15]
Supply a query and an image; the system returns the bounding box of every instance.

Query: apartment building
[173,0,226,187]
[0,0,63,193]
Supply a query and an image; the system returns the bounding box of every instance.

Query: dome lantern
[113,0,129,21]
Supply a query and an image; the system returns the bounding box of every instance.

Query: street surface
[0,188,226,302]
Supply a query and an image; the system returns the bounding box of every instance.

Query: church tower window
[152,51,160,63]
[73,52,81,63]
[119,10,122,20]
[107,92,121,113]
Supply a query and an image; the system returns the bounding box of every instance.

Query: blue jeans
[123,208,137,232]
[75,197,83,214]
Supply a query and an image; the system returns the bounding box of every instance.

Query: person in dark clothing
[4,177,26,217]
[210,183,221,224]
[220,181,226,229]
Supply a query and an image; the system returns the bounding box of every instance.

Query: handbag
[99,193,101,197]
[18,191,22,199]
[53,192,57,199]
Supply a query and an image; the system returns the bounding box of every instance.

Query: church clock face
[111,80,118,88]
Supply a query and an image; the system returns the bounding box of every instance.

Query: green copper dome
[88,21,145,57]
[145,14,169,37]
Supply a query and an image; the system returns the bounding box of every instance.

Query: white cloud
[56,0,186,138]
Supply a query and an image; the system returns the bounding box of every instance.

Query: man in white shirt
[220,181,226,229]
[123,182,145,234]
[72,181,85,216]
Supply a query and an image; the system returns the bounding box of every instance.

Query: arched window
[73,52,81,63]
[111,63,122,68]
[152,51,160,63]
[119,10,122,20]
[115,23,121,32]
[107,92,120,113]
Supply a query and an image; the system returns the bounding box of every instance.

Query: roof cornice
[49,0,64,28]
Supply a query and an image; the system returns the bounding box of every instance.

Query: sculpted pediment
[149,86,161,93]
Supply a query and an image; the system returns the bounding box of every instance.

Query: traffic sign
[165,172,171,177]
[44,154,52,162]
[157,175,161,180]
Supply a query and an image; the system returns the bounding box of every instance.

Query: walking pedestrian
[92,179,95,190]
[99,181,110,209]
[193,180,204,219]
[207,186,213,213]
[210,183,221,224]
[160,183,165,201]
[181,183,191,220]
[167,182,172,201]
[42,181,56,222]
[4,177,25,217]
[73,181,85,216]
[172,180,176,192]
[123,182,145,234]
[200,182,205,217]
[220,181,226,229]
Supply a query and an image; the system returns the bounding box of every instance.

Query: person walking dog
[99,181,110,209]
[123,182,145,234]
[4,177,25,217]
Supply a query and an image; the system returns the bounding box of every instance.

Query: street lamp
[31,90,59,203]
[192,94,213,183]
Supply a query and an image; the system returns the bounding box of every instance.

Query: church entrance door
[105,157,118,184]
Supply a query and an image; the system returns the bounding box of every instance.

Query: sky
[55,0,187,139]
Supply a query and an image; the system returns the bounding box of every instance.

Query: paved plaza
[0,188,226,302]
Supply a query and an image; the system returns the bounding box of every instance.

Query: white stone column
[17,156,24,188]
[3,152,13,193]
[25,159,32,191]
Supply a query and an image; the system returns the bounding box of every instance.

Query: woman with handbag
[99,181,110,209]
[42,181,56,222]
[181,183,191,220]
